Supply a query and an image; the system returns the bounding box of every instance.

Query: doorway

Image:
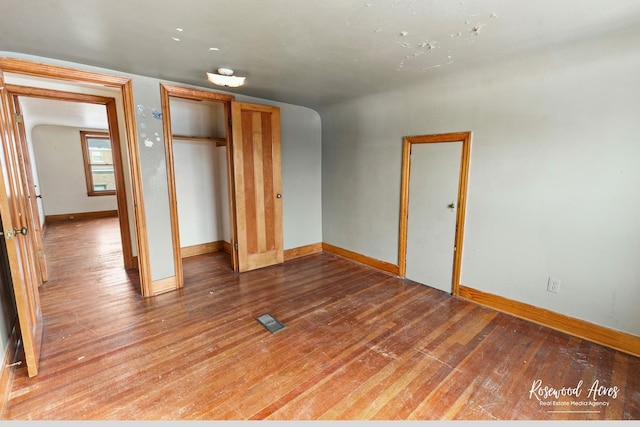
[12,90,136,272]
[398,132,472,296]
[0,57,147,376]
[160,84,236,289]
[170,98,231,262]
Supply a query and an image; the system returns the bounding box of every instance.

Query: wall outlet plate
[547,277,561,294]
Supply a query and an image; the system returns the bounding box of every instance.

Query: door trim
[398,131,472,296]
[0,57,150,296]
[159,83,236,289]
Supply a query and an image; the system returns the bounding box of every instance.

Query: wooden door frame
[398,132,472,296]
[0,57,151,296]
[8,87,135,272]
[159,83,237,289]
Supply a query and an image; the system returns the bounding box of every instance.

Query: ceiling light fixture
[206,68,246,88]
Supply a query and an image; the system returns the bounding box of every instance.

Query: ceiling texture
[2,0,640,112]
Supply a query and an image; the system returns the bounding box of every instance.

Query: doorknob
[276,194,282,199]
[14,226,28,236]
[0,227,24,239]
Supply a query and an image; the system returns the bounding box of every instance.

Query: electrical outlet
[547,277,561,294]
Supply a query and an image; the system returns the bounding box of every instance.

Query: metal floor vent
[256,313,286,333]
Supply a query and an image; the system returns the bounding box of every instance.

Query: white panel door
[406,141,462,293]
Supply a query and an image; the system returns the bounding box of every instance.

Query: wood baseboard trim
[45,210,118,223]
[0,325,20,417]
[151,276,178,296]
[222,241,232,255]
[322,243,400,276]
[284,243,323,261]
[180,241,225,258]
[459,285,640,358]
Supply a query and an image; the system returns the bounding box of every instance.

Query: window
[80,131,116,196]
[91,151,104,163]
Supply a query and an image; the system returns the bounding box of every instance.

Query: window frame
[80,130,116,197]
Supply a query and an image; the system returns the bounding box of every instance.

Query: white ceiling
[2,0,640,111]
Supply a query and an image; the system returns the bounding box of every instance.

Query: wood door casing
[398,132,472,297]
[231,102,283,272]
[0,57,149,297]
[159,83,236,292]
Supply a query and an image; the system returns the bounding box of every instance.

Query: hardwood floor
[3,217,639,420]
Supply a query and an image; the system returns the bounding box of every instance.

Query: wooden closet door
[231,102,283,272]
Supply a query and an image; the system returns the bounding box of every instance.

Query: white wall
[320,26,640,336]
[31,125,118,216]
[173,140,227,247]
[170,98,226,137]
[170,99,230,248]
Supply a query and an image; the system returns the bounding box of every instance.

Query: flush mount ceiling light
[206,68,246,88]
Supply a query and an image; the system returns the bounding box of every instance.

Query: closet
[160,84,284,293]
[168,97,232,262]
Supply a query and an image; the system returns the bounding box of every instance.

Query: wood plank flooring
[3,217,639,420]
